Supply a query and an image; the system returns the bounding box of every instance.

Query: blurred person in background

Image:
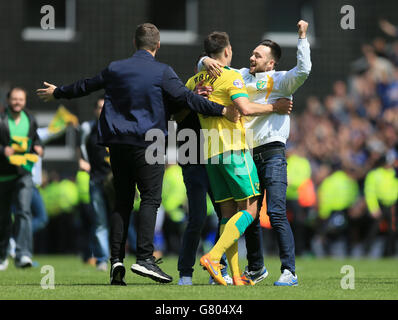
[126,190,140,256]
[379,19,398,39]
[364,153,398,257]
[39,171,80,253]
[75,167,95,264]
[8,106,79,259]
[32,106,78,235]
[314,166,360,257]
[0,87,43,270]
[286,147,316,256]
[389,41,398,67]
[161,164,187,256]
[78,96,112,271]
[377,67,398,111]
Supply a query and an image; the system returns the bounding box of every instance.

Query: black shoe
[110,262,126,286]
[131,257,173,283]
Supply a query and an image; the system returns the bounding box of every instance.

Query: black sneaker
[110,262,126,286]
[131,257,173,283]
[242,265,269,284]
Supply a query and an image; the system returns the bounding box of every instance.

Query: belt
[252,147,285,161]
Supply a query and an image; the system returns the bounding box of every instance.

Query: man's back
[98,50,169,147]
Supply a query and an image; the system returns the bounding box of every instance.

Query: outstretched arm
[278,20,312,95]
[37,68,109,102]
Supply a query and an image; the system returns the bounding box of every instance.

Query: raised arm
[278,20,312,95]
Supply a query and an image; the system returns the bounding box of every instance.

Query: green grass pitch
[0,255,397,300]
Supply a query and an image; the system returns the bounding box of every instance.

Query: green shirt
[318,171,359,219]
[76,170,90,204]
[162,165,187,222]
[0,110,32,182]
[364,167,398,215]
[286,154,312,200]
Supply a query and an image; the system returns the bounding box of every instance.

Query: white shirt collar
[254,69,275,79]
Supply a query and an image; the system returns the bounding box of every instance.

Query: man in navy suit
[37,23,238,286]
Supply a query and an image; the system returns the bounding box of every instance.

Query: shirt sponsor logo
[233,79,243,89]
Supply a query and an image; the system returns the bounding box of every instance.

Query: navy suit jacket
[54,50,225,147]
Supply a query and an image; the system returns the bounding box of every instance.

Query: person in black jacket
[37,23,238,285]
[0,87,43,271]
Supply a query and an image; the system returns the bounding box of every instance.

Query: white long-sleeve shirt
[198,38,312,148]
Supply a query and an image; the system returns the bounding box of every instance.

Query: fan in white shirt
[198,21,311,148]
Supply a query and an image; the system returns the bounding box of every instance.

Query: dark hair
[204,31,230,57]
[258,39,282,64]
[7,87,27,99]
[134,23,160,51]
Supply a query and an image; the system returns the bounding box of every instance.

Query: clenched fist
[297,20,309,39]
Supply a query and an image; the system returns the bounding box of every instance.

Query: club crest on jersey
[233,79,244,89]
[256,80,266,90]
[255,182,260,192]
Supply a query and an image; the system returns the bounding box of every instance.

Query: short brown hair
[134,23,160,51]
[204,31,230,58]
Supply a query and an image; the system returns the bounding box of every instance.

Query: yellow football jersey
[185,67,249,159]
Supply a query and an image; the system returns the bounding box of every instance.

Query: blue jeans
[254,149,296,274]
[178,164,213,277]
[31,186,48,233]
[0,174,34,261]
[89,180,110,264]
